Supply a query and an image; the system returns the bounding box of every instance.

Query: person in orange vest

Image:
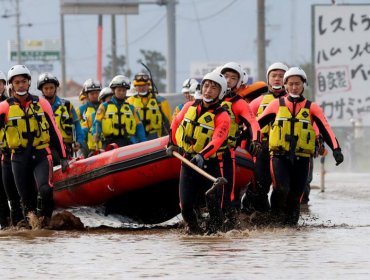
[167,71,230,234]
[257,67,343,225]
[218,62,262,227]
[241,62,289,214]
[0,65,68,228]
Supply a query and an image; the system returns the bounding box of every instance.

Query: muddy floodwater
[1,172,369,280]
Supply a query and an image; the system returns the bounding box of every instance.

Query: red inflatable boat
[53,136,254,224]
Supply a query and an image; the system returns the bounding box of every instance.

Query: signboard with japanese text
[313,4,370,127]
[8,39,60,62]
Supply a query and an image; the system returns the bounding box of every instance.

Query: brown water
[1,172,369,280]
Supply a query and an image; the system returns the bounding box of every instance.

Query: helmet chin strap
[272,85,282,90]
[288,93,301,98]
[138,91,148,96]
[16,91,27,96]
[203,97,214,103]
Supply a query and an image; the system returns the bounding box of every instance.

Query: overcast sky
[0,0,368,92]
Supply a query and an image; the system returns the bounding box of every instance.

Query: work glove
[333,148,344,166]
[248,140,262,157]
[165,145,179,157]
[61,158,69,173]
[190,154,204,168]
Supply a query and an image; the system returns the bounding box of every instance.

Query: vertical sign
[313,4,370,127]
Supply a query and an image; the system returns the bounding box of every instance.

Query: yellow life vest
[5,96,50,151]
[0,127,7,149]
[84,105,102,150]
[128,95,162,135]
[102,102,136,137]
[221,95,242,148]
[257,93,276,141]
[269,98,316,157]
[175,100,226,158]
[54,100,73,144]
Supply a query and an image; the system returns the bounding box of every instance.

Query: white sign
[313,4,370,127]
[190,61,255,84]
[8,39,61,62]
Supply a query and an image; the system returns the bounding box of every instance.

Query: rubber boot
[181,208,203,235]
[9,200,24,226]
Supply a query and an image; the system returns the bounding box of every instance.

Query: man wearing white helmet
[166,72,230,234]
[172,78,199,119]
[257,67,343,225]
[127,72,171,140]
[0,70,22,229]
[242,62,289,214]
[98,87,113,103]
[0,71,8,100]
[77,78,102,156]
[93,75,146,148]
[0,65,68,228]
[219,62,262,227]
[38,73,85,161]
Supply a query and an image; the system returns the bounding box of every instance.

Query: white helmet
[220,62,244,89]
[98,87,113,102]
[37,73,59,90]
[283,67,307,85]
[7,65,31,83]
[181,78,198,93]
[109,75,130,89]
[83,78,102,93]
[0,71,6,83]
[188,80,200,97]
[201,71,228,100]
[241,70,249,85]
[266,62,289,82]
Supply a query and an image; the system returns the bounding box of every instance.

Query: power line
[192,0,209,61]
[180,0,238,21]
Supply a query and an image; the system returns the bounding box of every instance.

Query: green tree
[103,54,131,85]
[137,49,166,93]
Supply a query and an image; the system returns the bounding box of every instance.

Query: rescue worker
[0,71,24,228]
[257,67,344,225]
[79,90,87,105]
[93,75,146,148]
[98,87,113,103]
[219,62,261,226]
[0,70,10,228]
[172,78,198,119]
[127,72,171,140]
[77,78,102,156]
[166,71,230,234]
[0,65,68,227]
[242,62,289,213]
[37,73,85,161]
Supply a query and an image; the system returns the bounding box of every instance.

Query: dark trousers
[12,148,54,219]
[179,157,224,230]
[270,155,310,224]
[2,153,23,226]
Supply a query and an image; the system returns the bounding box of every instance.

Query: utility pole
[257,0,266,81]
[15,0,22,64]
[111,15,117,77]
[166,0,176,93]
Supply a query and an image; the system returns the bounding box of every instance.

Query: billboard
[8,39,60,62]
[313,4,370,127]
